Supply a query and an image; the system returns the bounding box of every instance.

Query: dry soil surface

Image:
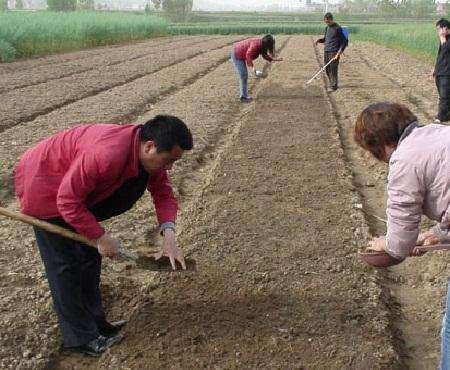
[0,35,447,370]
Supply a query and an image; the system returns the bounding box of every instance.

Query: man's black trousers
[34,219,111,347]
[324,51,339,89]
[436,75,450,122]
[33,165,148,347]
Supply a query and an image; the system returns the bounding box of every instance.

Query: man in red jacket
[15,115,193,356]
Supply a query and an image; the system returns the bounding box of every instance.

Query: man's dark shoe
[240,96,253,103]
[98,320,127,337]
[105,334,124,348]
[66,336,108,357]
[65,334,124,357]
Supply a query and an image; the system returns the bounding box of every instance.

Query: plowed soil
[0,35,447,370]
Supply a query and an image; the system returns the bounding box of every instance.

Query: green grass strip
[0,11,168,62]
[351,23,438,62]
[169,23,326,35]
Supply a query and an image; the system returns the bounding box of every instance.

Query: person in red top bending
[231,34,283,102]
[14,115,193,356]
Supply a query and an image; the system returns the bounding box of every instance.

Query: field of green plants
[187,10,438,24]
[0,11,167,62]
[0,10,447,62]
[168,23,326,36]
[354,23,439,61]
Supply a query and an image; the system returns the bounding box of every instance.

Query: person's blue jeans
[441,280,450,369]
[231,51,248,99]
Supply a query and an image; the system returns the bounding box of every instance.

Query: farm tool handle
[306,58,335,85]
[0,206,138,261]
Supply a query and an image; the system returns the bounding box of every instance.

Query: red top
[233,38,273,67]
[15,124,177,240]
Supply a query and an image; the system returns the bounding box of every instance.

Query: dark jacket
[317,23,348,53]
[435,35,450,76]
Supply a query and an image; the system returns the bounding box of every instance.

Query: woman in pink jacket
[354,102,450,369]
[231,34,283,103]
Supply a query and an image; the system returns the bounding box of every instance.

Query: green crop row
[352,23,439,62]
[187,10,443,24]
[0,11,168,62]
[169,23,328,36]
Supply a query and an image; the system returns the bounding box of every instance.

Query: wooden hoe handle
[0,206,137,261]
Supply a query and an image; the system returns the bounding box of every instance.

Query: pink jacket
[233,38,273,67]
[15,124,177,240]
[386,123,450,259]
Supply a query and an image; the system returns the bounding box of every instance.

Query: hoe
[0,206,196,272]
[359,243,450,268]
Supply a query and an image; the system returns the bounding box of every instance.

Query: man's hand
[367,236,386,252]
[438,27,448,44]
[334,53,341,60]
[154,228,186,270]
[96,233,120,259]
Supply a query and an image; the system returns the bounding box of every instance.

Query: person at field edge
[231,34,283,103]
[14,115,193,356]
[434,18,450,124]
[354,102,450,369]
[314,12,348,92]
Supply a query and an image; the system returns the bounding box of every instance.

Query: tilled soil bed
[0,35,446,370]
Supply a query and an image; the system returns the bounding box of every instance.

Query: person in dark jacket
[434,18,450,124]
[314,12,348,92]
[15,115,193,356]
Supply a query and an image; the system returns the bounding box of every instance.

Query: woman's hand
[153,228,186,270]
[416,228,439,246]
[367,236,386,252]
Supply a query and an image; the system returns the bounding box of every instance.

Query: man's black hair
[140,115,193,152]
[324,12,333,20]
[436,18,450,29]
[262,34,275,56]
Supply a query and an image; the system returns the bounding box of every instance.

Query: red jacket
[15,124,177,240]
[233,38,273,67]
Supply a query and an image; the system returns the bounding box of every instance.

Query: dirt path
[49,36,396,370]
[0,35,447,370]
[0,35,290,370]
